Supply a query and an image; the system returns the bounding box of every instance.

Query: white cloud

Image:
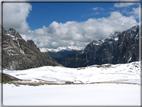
[21,11,138,49]
[131,7,140,18]
[93,7,104,11]
[3,3,32,33]
[114,3,137,8]
[93,7,98,11]
[122,7,140,19]
[109,11,123,19]
[89,12,100,16]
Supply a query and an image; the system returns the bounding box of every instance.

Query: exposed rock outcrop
[2,27,61,70]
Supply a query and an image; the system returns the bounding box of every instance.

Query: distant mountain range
[40,46,83,53]
[58,25,139,68]
[47,50,79,61]
[40,46,81,62]
[2,27,61,70]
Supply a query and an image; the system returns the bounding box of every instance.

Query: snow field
[3,61,141,105]
[3,83,141,105]
[3,61,141,84]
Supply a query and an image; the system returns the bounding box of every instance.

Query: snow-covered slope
[3,61,141,84]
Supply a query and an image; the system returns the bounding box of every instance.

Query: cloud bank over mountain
[2,2,140,49]
[22,11,138,49]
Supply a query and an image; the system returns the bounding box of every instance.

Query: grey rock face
[112,25,139,63]
[2,28,61,70]
[59,25,139,67]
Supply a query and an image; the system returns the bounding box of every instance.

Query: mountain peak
[90,40,104,46]
[3,27,61,70]
[8,28,17,36]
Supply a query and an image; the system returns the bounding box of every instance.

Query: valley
[56,25,139,67]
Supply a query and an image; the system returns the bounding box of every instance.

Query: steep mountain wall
[58,25,139,68]
[2,27,61,70]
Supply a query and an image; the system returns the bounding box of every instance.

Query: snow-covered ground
[3,83,141,106]
[3,61,141,106]
[3,61,141,84]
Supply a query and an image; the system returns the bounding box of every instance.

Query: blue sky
[3,2,140,50]
[27,3,139,30]
[27,3,114,30]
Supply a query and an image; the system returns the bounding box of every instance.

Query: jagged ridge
[58,25,139,68]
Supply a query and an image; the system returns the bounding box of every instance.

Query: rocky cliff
[58,25,139,68]
[2,27,61,70]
